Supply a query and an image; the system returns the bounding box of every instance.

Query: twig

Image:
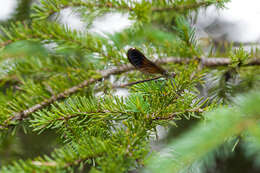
[0,57,259,129]
[161,57,260,67]
[112,76,164,89]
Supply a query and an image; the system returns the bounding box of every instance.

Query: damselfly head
[127,48,168,75]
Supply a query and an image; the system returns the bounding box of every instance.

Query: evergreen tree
[0,0,259,172]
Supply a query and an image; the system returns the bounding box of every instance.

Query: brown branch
[160,57,260,67]
[0,67,130,129]
[0,57,259,130]
[111,57,260,89]
[6,65,134,122]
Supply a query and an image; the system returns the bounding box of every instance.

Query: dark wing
[127,48,167,75]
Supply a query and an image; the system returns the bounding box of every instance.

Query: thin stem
[112,76,164,88]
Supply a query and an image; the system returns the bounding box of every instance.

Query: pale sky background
[0,0,260,42]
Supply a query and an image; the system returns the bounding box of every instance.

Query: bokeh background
[1,0,260,43]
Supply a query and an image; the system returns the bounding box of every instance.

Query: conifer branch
[152,2,211,12]
[153,108,204,120]
[145,92,260,173]
[0,56,259,130]
[31,0,223,21]
[36,110,126,131]
[2,136,107,172]
[0,65,133,129]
